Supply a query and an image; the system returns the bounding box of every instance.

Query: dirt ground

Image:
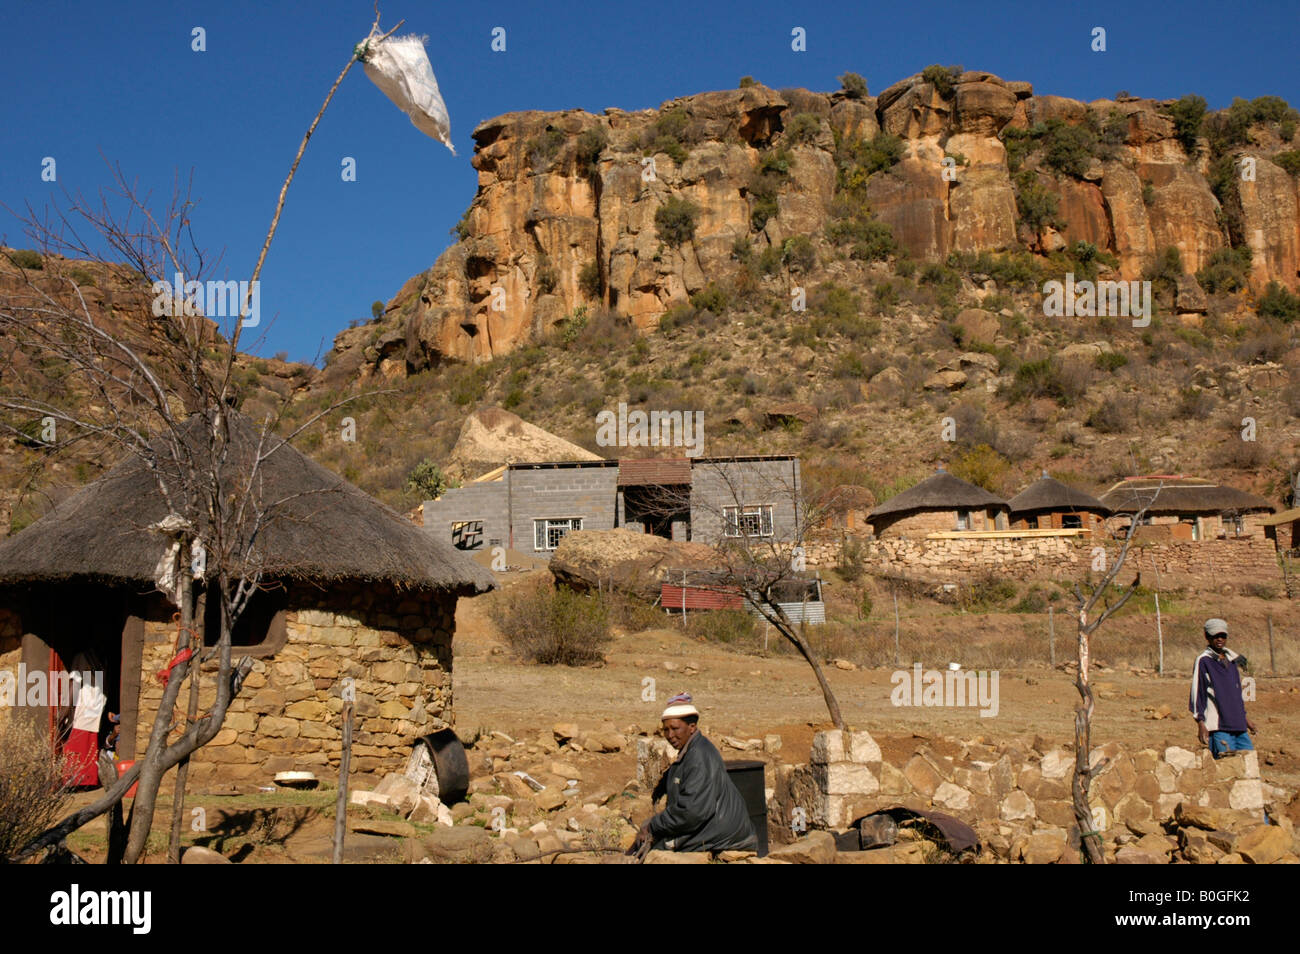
[453,569,1300,792]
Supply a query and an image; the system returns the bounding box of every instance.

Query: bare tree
[0,6,406,862]
[633,457,846,730]
[1069,497,1152,864]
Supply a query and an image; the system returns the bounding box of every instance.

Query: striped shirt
[1189,648,1249,732]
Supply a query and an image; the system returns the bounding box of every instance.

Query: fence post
[1154,591,1164,676]
[1049,605,1055,668]
[892,588,900,667]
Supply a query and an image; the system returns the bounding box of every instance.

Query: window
[202,585,288,657]
[723,505,774,538]
[534,517,582,551]
[1061,514,1082,529]
[955,509,970,531]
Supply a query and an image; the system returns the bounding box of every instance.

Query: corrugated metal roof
[661,583,743,610]
[619,457,692,486]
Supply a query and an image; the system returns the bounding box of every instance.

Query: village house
[1262,507,1300,555]
[1098,475,1275,541]
[867,468,1008,538]
[814,484,876,532]
[0,412,495,786]
[1007,472,1110,535]
[421,455,803,558]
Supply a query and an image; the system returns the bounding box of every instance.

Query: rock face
[331,73,1300,375]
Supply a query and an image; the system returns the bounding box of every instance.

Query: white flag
[359,33,455,154]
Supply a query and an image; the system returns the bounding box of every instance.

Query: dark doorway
[623,484,689,540]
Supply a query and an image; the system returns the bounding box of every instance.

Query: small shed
[815,485,876,532]
[868,468,1008,538]
[1007,472,1109,534]
[1261,507,1300,554]
[0,411,496,787]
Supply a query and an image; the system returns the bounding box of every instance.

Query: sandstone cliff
[315,73,1300,379]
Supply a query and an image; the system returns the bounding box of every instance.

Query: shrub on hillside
[579,261,603,298]
[784,112,823,145]
[921,64,963,99]
[1258,281,1300,322]
[491,580,612,665]
[655,196,700,247]
[781,234,816,272]
[838,72,868,100]
[7,249,43,270]
[1196,246,1253,294]
[1162,95,1208,155]
[575,126,608,178]
[690,282,729,315]
[0,718,72,860]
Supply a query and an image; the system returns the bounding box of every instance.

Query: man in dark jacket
[634,693,758,853]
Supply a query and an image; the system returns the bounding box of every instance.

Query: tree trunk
[1071,611,1105,864]
[167,582,203,863]
[764,603,844,731]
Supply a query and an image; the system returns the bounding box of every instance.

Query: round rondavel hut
[867,467,1008,538]
[0,411,495,787]
[1007,472,1110,534]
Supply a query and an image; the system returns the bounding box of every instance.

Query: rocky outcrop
[331,72,1300,376]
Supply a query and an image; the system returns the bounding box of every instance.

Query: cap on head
[1204,618,1228,637]
[661,691,699,720]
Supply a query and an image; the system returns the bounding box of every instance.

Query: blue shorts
[1208,731,1254,758]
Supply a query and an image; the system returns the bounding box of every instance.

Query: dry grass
[0,716,73,861]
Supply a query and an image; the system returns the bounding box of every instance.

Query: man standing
[635,693,758,854]
[1189,618,1257,759]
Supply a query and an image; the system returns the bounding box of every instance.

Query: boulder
[550,528,721,602]
[1235,825,1292,865]
[767,830,837,864]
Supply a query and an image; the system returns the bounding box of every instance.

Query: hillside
[5,66,1300,528]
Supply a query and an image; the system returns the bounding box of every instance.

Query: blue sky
[2,0,1297,363]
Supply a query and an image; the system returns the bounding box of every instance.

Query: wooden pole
[1049,605,1055,668]
[1267,616,1276,674]
[333,696,354,865]
[1154,591,1164,675]
[892,588,900,667]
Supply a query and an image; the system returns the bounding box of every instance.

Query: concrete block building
[423,455,802,558]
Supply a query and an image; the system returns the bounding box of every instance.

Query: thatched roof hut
[0,411,494,785]
[1098,476,1274,516]
[868,468,1008,537]
[0,411,495,594]
[1009,473,1108,517]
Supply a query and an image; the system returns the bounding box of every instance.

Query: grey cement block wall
[509,466,619,556]
[690,458,802,544]
[423,482,509,553]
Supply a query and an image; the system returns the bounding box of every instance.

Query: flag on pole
[357,33,455,154]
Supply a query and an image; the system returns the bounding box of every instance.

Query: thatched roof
[0,411,496,595]
[1099,476,1274,515]
[868,469,1007,519]
[1008,474,1109,516]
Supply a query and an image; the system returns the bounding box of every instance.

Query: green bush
[450,210,471,241]
[491,580,612,665]
[739,76,757,88]
[658,303,696,334]
[1258,281,1300,322]
[535,256,558,294]
[1039,119,1098,177]
[405,459,450,499]
[526,127,567,169]
[1013,171,1060,230]
[785,112,823,145]
[834,130,905,197]
[839,72,868,99]
[578,261,603,298]
[816,282,859,322]
[1094,351,1129,372]
[690,282,729,315]
[1273,150,1300,176]
[1162,95,1207,155]
[837,536,866,582]
[655,196,700,247]
[1196,246,1252,294]
[826,216,897,261]
[8,249,43,270]
[921,64,963,99]
[781,234,816,272]
[575,126,608,178]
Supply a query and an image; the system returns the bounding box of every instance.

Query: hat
[661,692,699,720]
[1204,618,1228,637]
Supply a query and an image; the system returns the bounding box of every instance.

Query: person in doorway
[634,693,758,854]
[63,650,107,787]
[1189,618,1257,759]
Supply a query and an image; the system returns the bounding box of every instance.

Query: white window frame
[955,509,971,531]
[723,504,774,538]
[534,517,583,551]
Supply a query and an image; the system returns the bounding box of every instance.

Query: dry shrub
[0,716,73,860]
[490,578,611,665]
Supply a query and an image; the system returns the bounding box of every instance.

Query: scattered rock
[180,846,231,864]
[767,830,837,865]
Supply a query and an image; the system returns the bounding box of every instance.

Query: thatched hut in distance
[0,412,495,787]
[1007,472,1110,534]
[1262,507,1300,555]
[1098,476,1275,541]
[867,468,1008,538]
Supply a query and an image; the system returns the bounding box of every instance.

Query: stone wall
[775,729,1295,863]
[134,582,457,787]
[803,529,1282,591]
[871,507,1002,538]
